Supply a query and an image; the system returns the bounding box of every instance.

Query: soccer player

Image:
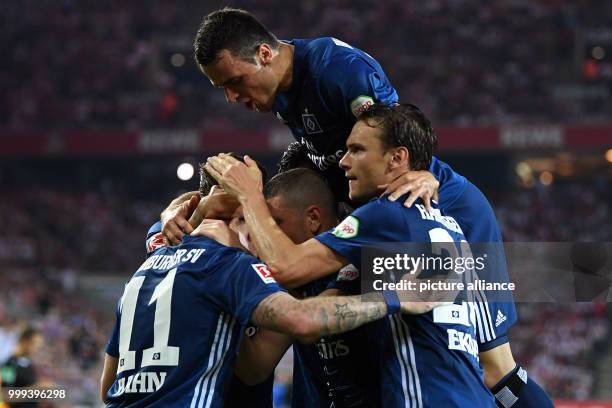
[184,8,553,408]
[204,104,497,406]
[99,198,431,407]
[143,158,276,408]
[223,168,381,407]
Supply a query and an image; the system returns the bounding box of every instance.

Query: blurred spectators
[2,0,611,131]
[0,176,610,404]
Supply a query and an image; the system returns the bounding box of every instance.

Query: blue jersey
[105,236,282,407]
[142,222,274,407]
[271,38,516,345]
[291,272,381,408]
[316,197,496,407]
[272,37,398,200]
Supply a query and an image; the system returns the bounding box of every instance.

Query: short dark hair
[358,103,437,171]
[194,8,279,66]
[19,326,40,344]
[199,153,269,196]
[276,142,318,175]
[264,168,337,218]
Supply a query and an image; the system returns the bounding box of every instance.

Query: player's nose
[339,151,350,170]
[224,87,239,103]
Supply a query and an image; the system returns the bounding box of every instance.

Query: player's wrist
[240,190,266,207]
[383,291,401,315]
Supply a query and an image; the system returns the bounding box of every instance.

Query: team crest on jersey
[338,264,359,281]
[350,95,374,118]
[333,216,359,239]
[146,232,165,254]
[301,112,323,134]
[252,264,276,284]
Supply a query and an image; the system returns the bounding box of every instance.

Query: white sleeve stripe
[398,316,424,408]
[389,315,412,408]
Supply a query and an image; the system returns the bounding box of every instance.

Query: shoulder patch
[338,264,359,281]
[350,95,374,118]
[333,216,359,239]
[146,232,165,254]
[251,264,276,284]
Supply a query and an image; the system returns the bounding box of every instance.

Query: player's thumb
[244,155,256,168]
[184,194,200,215]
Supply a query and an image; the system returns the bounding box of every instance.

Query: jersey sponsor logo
[301,113,323,134]
[316,338,350,360]
[338,264,359,281]
[495,310,507,327]
[350,95,374,118]
[447,329,479,358]
[333,216,359,239]
[146,232,165,254]
[252,264,276,284]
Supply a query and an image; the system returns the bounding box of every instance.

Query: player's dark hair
[194,8,279,66]
[199,153,268,196]
[18,326,40,344]
[358,103,437,171]
[276,141,318,174]
[264,168,338,219]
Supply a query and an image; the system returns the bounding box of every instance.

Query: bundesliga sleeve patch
[333,216,359,239]
[350,95,374,117]
[252,264,277,284]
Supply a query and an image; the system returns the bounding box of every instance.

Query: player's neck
[277,42,294,92]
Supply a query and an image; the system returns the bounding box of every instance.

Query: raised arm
[204,154,346,288]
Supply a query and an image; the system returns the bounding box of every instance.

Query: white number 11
[117,268,180,374]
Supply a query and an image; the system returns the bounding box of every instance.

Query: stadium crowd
[0,177,610,405]
[2,0,611,132]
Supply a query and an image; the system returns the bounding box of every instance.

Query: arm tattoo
[252,292,387,338]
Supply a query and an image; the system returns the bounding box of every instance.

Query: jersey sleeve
[317,45,398,119]
[105,299,121,357]
[209,253,286,326]
[315,199,410,270]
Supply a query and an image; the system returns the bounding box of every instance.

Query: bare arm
[204,155,346,288]
[250,292,388,343]
[100,354,118,404]
[242,194,347,288]
[234,329,293,386]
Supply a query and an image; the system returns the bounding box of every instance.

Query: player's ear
[305,205,322,234]
[257,43,274,65]
[388,147,409,171]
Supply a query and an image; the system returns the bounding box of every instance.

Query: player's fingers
[422,192,433,213]
[207,156,227,175]
[383,177,407,196]
[244,155,256,167]
[377,183,390,190]
[176,217,194,234]
[204,162,223,183]
[403,188,422,208]
[186,195,200,213]
[388,184,413,201]
[163,223,183,245]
